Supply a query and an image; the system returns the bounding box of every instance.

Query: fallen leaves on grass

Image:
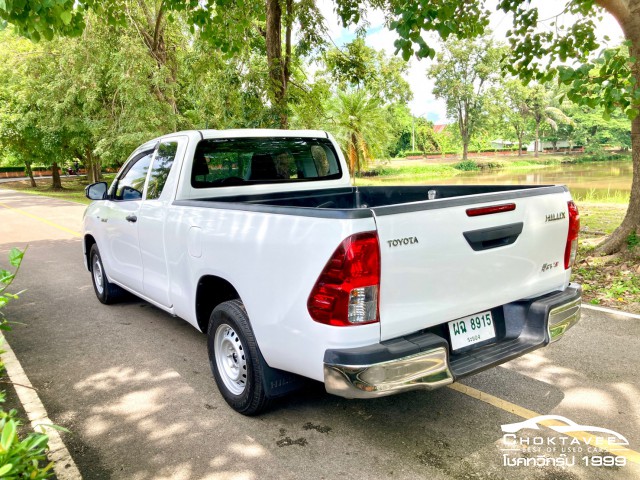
[573,250,640,314]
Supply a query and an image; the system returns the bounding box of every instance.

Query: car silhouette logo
[501,415,629,445]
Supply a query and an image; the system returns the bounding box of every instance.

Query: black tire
[89,244,127,304]
[207,300,271,415]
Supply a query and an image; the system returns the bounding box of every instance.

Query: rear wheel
[89,244,127,304]
[207,300,270,415]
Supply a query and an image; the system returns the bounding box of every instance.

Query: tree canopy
[428,35,506,160]
[1,0,639,253]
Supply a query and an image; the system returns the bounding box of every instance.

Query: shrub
[570,152,630,163]
[0,248,55,479]
[454,160,480,171]
[401,150,425,157]
[480,160,507,170]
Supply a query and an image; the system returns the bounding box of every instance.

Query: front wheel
[89,244,127,304]
[207,300,270,415]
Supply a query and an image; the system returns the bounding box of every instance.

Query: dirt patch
[573,248,640,314]
[302,422,332,434]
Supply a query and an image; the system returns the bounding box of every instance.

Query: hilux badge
[545,212,566,222]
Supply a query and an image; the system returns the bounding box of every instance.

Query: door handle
[126,215,138,223]
[463,222,523,251]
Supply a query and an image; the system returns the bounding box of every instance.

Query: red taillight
[308,232,380,326]
[564,200,580,269]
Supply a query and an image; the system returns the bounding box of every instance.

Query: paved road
[1,188,639,480]
[0,175,54,184]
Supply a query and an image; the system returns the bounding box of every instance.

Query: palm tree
[328,90,390,176]
[528,85,574,157]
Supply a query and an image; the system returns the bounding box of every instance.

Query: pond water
[428,160,633,201]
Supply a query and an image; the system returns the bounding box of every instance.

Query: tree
[0,5,284,185]
[322,37,413,105]
[328,90,390,175]
[570,105,632,150]
[178,40,273,130]
[527,85,574,157]
[411,117,439,154]
[427,36,505,161]
[318,38,413,157]
[499,80,534,156]
[0,0,327,128]
[3,0,640,253]
[371,0,640,254]
[0,30,69,189]
[0,17,184,186]
[384,104,414,156]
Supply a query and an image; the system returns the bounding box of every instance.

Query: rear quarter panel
[165,205,380,381]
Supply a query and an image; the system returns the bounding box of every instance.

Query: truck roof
[199,129,330,139]
[131,129,332,157]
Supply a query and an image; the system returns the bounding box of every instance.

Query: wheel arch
[195,275,241,333]
[84,234,97,271]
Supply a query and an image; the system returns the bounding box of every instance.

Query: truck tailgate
[374,186,573,341]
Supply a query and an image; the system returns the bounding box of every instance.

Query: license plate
[448,311,496,351]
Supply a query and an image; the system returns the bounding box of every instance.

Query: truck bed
[175,185,568,218]
[176,183,573,342]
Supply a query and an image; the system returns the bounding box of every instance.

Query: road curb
[1,333,82,479]
[582,304,640,319]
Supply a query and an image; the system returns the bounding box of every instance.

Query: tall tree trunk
[462,139,469,161]
[595,0,640,254]
[86,161,94,183]
[266,0,287,128]
[534,121,540,158]
[85,148,101,183]
[24,161,36,187]
[597,108,640,254]
[518,134,523,157]
[51,162,62,190]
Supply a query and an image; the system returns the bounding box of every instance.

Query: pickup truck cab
[83,129,581,415]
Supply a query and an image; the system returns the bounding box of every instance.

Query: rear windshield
[191,137,342,188]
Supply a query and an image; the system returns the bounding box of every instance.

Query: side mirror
[85,182,108,200]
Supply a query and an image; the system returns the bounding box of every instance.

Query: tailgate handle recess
[463,222,523,251]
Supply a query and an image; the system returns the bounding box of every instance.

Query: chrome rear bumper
[548,297,581,342]
[324,347,453,399]
[324,284,581,399]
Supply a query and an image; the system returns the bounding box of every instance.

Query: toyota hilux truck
[83,129,582,415]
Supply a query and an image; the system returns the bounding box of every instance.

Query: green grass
[572,202,640,313]
[571,189,630,204]
[356,164,461,185]
[576,202,627,235]
[573,250,640,311]
[0,175,115,204]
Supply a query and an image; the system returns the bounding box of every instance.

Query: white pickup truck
[83,129,582,415]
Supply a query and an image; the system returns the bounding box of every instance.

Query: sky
[316,1,625,124]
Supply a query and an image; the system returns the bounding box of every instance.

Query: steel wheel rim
[92,255,104,295]
[214,323,247,395]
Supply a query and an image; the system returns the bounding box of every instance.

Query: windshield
[191,137,342,188]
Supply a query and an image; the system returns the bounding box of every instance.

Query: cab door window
[146,142,178,200]
[114,152,153,200]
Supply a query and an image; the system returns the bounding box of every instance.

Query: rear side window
[114,152,153,200]
[146,141,177,200]
[191,137,342,188]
